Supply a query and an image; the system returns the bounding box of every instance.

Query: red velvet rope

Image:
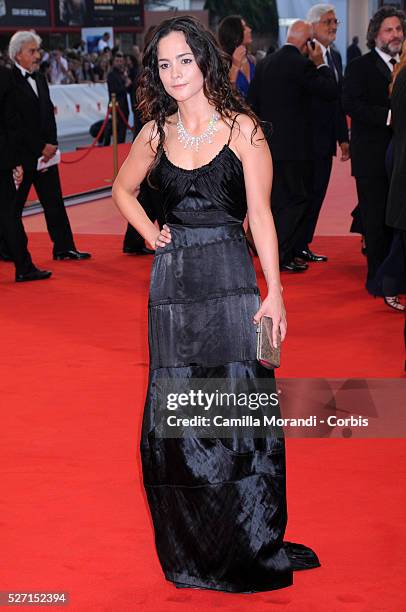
[60,106,111,165]
[116,105,134,131]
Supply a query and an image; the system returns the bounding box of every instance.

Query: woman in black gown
[113,16,319,593]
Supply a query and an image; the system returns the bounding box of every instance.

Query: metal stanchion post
[111,93,119,179]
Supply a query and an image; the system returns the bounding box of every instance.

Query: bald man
[248,20,338,271]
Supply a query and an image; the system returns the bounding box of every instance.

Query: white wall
[347,0,370,53]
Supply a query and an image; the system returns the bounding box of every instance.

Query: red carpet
[1,233,405,611]
[27,144,132,204]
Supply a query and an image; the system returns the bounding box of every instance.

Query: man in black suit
[247,20,338,272]
[8,31,90,263]
[0,66,51,282]
[342,6,405,290]
[295,3,350,263]
[347,36,362,64]
[107,52,132,144]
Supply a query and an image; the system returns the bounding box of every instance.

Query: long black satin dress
[141,144,320,593]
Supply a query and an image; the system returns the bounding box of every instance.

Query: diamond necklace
[176,109,219,152]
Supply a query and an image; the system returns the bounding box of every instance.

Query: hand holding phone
[307,39,324,67]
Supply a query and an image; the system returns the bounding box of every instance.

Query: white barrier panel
[49,83,109,137]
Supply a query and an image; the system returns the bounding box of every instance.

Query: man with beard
[342,6,405,294]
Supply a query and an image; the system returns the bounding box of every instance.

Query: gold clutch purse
[256,315,281,369]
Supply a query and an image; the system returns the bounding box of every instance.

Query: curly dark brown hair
[367,5,406,50]
[136,16,259,175]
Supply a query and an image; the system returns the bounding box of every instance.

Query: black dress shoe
[296,248,328,262]
[53,249,91,261]
[280,261,309,273]
[16,268,52,282]
[123,246,155,255]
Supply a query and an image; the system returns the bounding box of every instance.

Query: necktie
[389,58,398,68]
[326,49,338,81]
[24,71,36,80]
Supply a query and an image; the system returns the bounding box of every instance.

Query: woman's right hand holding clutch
[253,285,287,348]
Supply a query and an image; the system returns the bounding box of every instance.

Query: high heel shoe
[384,296,405,312]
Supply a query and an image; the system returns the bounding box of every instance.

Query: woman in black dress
[113,16,319,593]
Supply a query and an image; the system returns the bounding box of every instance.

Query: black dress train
[141,144,320,593]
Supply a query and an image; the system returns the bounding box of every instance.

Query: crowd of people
[0,33,142,86]
[213,4,405,314]
[0,3,405,318]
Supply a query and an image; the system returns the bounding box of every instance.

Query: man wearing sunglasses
[295,3,349,264]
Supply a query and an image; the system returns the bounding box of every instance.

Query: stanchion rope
[60,106,111,165]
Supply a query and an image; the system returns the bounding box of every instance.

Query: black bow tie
[24,71,36,80]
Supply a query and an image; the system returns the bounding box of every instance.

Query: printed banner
[0,0,51,27]
[54,0,143,27]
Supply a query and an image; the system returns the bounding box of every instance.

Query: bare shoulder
[228,113,265,155]
[136,120,160,148]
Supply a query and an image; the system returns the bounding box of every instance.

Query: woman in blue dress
[113,16,319,593]
[218,15,257,252]
[218,14,256,98]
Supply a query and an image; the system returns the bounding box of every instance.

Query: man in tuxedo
[0,66,51,282]
[247,20,338,272]
[8,31,90,263]
[295,3,350,263]
[342,6,405,290]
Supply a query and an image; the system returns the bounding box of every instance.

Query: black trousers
[296,156,333,251]
[350,204,364,234]
[16,165,75,255]
[0,170,34,275]
[271,160,313,265]
[367,230,406,296]
[355,175,393,282]
[103,111,128,145]
[123,179,164,251]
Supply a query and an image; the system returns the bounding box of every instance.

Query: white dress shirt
[374,48,400,126]
[15,61,38,97]
[97,38,110,53]
[318,42,338,80]
[374,46,400,72]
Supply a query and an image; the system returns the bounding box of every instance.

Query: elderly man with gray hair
[0,64,52,282]
[248,19,338,271]
[294,3,349,264]
[5,30,91,274]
